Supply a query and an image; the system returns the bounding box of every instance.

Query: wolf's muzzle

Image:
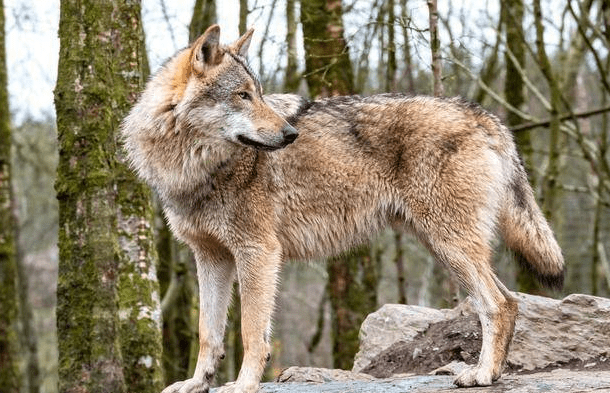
[237,124,299,151]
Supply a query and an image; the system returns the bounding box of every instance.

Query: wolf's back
[499,155,564,289]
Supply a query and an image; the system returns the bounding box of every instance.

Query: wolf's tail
[499,157,565,290]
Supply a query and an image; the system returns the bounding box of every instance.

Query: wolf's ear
[230,28,254,57]
[192,24,223,73]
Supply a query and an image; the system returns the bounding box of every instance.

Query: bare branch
[567,0,610,94]
[512,105,610,132]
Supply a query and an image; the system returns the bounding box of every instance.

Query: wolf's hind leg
[162,251,235,393]
[428,237,518,387]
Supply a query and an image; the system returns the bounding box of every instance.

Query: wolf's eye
[237,91,252,101]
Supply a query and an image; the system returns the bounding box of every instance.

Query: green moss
[300,0,354,98]
[55,1,162,392]
[327,245,378,370]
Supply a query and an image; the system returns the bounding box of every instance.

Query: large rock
[351,302,468,373]
[354,293,610,377]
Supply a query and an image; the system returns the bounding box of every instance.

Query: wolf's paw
[453,365,496,387]
[215,381,260,393]
[161,378,209,393]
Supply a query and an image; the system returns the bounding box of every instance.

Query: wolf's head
[122,25,298,196]
[169,25,298,151]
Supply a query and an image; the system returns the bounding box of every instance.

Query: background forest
[0,0,609,392]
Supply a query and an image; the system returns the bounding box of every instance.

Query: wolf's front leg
[162,252,235,393]
[216,245,283,393]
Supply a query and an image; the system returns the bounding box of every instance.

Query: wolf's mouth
[237,135,285,151]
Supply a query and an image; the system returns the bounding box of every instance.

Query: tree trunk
[15,239,39,393]
[327,246,378,370]
[189,0,217,43]
[399,0,415,93]
[0,0,22,389]
[301,0,378,369]
[55,1,163,392]
[591,45,609,295]
[427,0,443,97]
[158,214,196,385]
[394,231,407,304]
[503,0,540,293]
[284,0,300,92]
[239,0,248,35]
[386,0,397,92]
[301,0,355,97]
[533,0,562,221]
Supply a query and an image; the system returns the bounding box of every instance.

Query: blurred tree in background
[0,0,22,390]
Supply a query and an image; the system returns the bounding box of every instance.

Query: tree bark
[0,0,22,389]
[533,0,562,221]
[503,0,539,293]
[189,0,217,43]
[394,231,407,304]
[55,1,163,392]
[239,0,248,35]
[427,0,443,97]
[327,246,378,370]
[301,0,377,369]
[386,0,397,92]
[284,0,300,92]
[301,0,355,97]
[399,0,415,93]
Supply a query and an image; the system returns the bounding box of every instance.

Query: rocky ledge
[214,293,610,392]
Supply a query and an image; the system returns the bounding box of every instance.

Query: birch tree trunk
[55,1,162,392]
[0,0,22,389]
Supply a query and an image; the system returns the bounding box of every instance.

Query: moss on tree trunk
[327,246,378,370]
[189,0,216,43]
[54,1,162,392]
[0,0,22,390]
[301,0,355,98]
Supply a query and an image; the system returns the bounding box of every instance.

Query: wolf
[121,25,564,393]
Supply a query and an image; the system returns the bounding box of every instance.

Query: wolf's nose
[282,124,298,144]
